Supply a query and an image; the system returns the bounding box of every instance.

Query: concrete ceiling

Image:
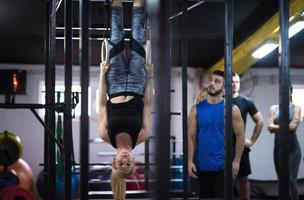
[0,0,303,70]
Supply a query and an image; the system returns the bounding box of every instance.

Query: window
[292,85,304,121]
[40,84,91,117]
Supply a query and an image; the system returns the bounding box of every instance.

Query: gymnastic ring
[101,39,109,65]
[0,131,23,166]
[145,40,152,65]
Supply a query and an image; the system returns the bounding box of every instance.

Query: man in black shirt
[232,73,264,200]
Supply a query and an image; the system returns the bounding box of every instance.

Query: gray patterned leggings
[106,6,147,97]
[274,134,302,200]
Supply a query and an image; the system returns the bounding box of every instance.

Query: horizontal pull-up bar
[55,37,131,41]
[73,0,134,2]
[168,0,224,21]
[0,103,57,109]
[56,27,131,31]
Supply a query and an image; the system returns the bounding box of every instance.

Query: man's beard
[207,88,223,97]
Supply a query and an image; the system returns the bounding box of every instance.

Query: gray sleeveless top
[273,104,299,145]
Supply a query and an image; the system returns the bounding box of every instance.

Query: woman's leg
[131,0,145,50]
[289,138,302,200]
[106,0,127,96]
[112,0,122,7]
[133,0,144,7]
[127,0,146,95]
[110,0,123,44]
[273,138,279,179]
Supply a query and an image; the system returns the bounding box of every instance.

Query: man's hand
[100,62,110,75]
[188,161,198,178]
[232,160,240,178]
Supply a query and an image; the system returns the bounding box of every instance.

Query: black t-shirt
[232,95,258,149]
[107,95,143,149]
[233,95,258,126]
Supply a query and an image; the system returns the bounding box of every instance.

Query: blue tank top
[196,99,224,171]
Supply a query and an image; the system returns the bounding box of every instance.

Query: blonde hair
[111,158,136,200]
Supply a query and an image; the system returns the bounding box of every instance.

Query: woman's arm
[98,62,111,144]
[267,105,280,134]
[289,105,301,132]
[136,63,153,145]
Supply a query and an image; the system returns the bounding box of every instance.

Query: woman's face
[115,150,135,174]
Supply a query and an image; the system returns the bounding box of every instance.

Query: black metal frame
[167,0,235,199]
[147,0,171,199]
[224,0,234,199]
[46,0,57,199]
[31,108,65,151]
[1,0,290,199]
[79,0,90,199]
[44,2,51,199]
[168,0,234,199]
[63,0,73,199]
[278,0,290,198]
[0,104,64,151]
[168,0,293,199]
[168,0,224,21]
[181,0,189,199]
[144,139,150,191]
[0,104,56,109]
[0,0,67,198]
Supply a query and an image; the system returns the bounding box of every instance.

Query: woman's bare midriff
[110,95,134,104]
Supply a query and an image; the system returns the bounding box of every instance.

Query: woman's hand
[100,62,110,75]
[245,138,253,147]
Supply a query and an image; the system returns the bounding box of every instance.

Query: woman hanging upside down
[98,0,152,199]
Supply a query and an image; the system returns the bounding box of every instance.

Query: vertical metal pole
[79,0,90,199]
[143,2,151,183]
[172,136,176,165]
[147,0,171,199]
[278,0,290,199]
[181,0,189,199]
[44,1,50,199]
[224,0,233,199]
[64,0,73,199]
[45,0,57,199]
[144,140,150,190]
[169,0,173,66]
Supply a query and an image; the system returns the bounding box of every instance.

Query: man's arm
[232,106,245,177]
[248,112,264,146]
[267,105,280,134]
[98,62,111,144]
[137,64,153,145]
[188,106,198,178]
[193,89,207,105]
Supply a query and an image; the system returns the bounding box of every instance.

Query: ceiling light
[252,42,278,59]
[289,21,304,38]
[251,20,303,60]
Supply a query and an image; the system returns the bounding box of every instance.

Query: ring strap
[130,37,146,59]
[109,39,125,60]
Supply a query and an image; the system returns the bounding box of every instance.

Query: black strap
[109,39,125,59]
[131,37,146,59]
